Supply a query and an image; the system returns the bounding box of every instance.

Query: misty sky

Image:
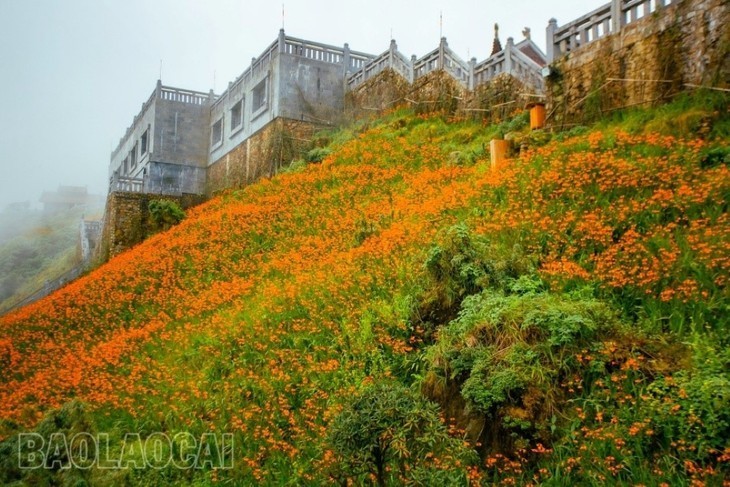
[0,0,605,210]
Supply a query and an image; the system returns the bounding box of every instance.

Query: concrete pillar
[410,55,417,82]
[582,19,592,45]
[389,39,397,64]
[546,18,558,63]
[438,37,447,70]
[505,37,514,74]
[155,79,162,98]
[278,28,286,53]
[611,0,623,33]
[468,57,476,90]
[343,43,351,76]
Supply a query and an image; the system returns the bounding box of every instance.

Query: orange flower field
[1,97,729,485]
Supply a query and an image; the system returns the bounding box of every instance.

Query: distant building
[3,201,31,213]
[40,186,103,213]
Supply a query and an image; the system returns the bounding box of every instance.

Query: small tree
[148,199,185,232]
[328,382,475,486]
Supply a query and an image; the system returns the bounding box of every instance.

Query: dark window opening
[140,129,149,155]
[212,118,223,145]
[231,100,243,131]
[252,78,268,112]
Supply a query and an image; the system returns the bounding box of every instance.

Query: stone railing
[283,35,375,71]
[347,40,412,87]
[109,175,144,193]
[349,36,545,92]
[159,85,212,105]
[547,0,675,61]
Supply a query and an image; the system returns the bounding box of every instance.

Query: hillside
[1,92,729,485]
[0,206,95,314]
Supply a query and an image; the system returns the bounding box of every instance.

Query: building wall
[278,52,348,124]
[153,98,212,168]
[144,161,207,195]
[547,0,729,124]
[110,93,156,179]
[208,54,280,165]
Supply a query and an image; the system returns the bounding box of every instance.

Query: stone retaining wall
[547,0,729,124]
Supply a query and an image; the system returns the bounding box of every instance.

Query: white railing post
[438,37,446,70]
[343,43,351,76]
[278,29,286,53]
[546,18,558,62]
[611,0,623,33]
[389,39,397,70]
[505,37,514,75]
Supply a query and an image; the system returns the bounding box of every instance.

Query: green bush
[328,381,476,485]
[423,224,535,313]
[305,147,332,163]
[426,279,617,450]
[148,199,185,232]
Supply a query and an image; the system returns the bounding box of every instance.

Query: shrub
[426,279,618,451]
[422,224,534,317]
[328,381,476,485]
[305,147,331,163]
[148,199,185,232]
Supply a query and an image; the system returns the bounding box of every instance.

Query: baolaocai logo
[18,432,233,470]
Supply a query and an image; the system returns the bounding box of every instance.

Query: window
[212,117,223,146]
[140,129,149,155]
[252,78,268,114]
[230,100,243,132]
[130,144,137,168]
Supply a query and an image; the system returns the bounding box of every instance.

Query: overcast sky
[0,0,606,210]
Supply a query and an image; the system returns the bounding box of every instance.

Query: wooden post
[530,103,546,130]
[490,139,510,169]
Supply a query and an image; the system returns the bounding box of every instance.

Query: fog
[0,0,606,213]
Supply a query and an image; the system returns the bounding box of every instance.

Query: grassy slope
[0,92,728,485]
[0,207,92,313]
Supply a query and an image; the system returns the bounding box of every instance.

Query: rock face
[547,0,729,125]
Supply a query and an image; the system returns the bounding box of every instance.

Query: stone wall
[207,117,320,194]
[547,0,729,125]
[96,191,205,263]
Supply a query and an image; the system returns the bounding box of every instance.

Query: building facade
[109,83,216,196]
[108,28,547,198]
